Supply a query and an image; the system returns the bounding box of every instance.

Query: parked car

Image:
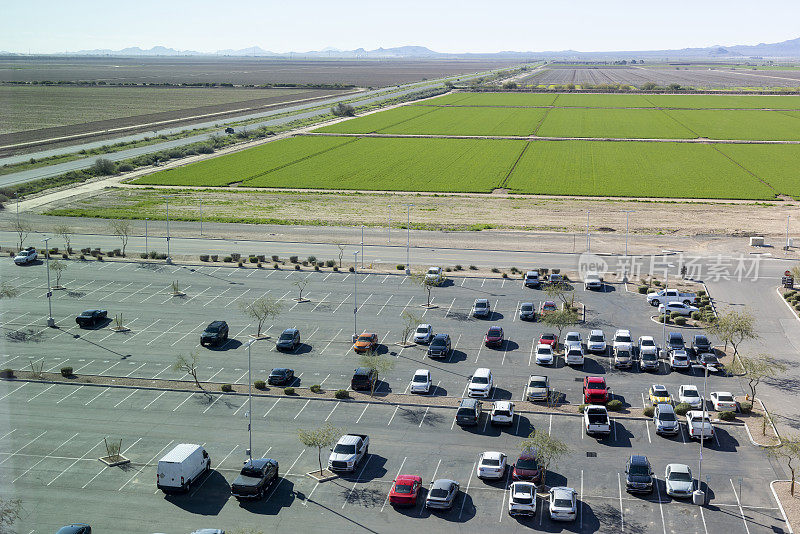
[535,343,555,366]
[413,324,433,344]
[710,391,737,411]
[539,300,558,315]
[484,326,504,347]
[653,403,680,436]
[275,328,300,351]
[456,398,482,426]
[425,266,444,286]
[549,487,578,522]
[691,334,711,354]
[526,374,550,402]
[427,333,451,358]
[268,368,295,386]
[584,405,611,437]
[156,443,210,493]
[649,384,671,405]
[224,127,235,134]
[230,458,278,500]
[519,302,536,321]
[410,369,432,394]
[583,272,603,290]
[678,384,703,408]
[508,481,537,517]
[625,455,654,494]
[668,332,686,353]
[477,451,507,480]
[583,376,610,404]
[565,331,582,345]
[587,330,607,354]
[698,352,721,371]
[328,434,369,472]
[524,270,541,288]
[538,333,558,350]
[425,479,459,510]
[472,298,491,318]
[548,273,563,284]
[56,525,91,534]
[670,350,691,371]
[76,309,108,328]
[512,453,541,483]
[637,336,658,358]
[686,410,714,440]
[613,329,633,349]
[200,320,228,347]
[565,342,584,367]
[647,288,698,307]
[613,344,633,369]
[658,302,699,316]
[14,246,37,265]
[640,351,659,372]
[389,475,422,506]
[490,401,514,426]
[353,332,378,353]
[468,368,493,398]
[665,464,694,498]
[350,367,377,391]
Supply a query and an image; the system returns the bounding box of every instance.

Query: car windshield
[516,458,538,470]
[658,412,677,421]
[641,339,655,346]
[674,354,688,361]
[394,484,413,494]
[541,334,555,341]
[616,351,631,359]
[205,325,219,332]
[537,347,551,354]
[695,337,708,344]
[629,463,650,476]
[566,334,579,341]
[642,353,657,361]
[475,302,487,308]
[590,335,604,342]
[427,269,438,274]
[683,390,699,397]
[588,381,605,389]
[529,380,547,388]
[271,370,286,377]
[617,335,631,343]
[544,304,556,310]
[431,338,445,347]
[357,336,372,343]
[554,498,573,508]
[413,374,428,382]
[430,488,449,499]
[513,495,533,504]
[522,305,533,311]
[472,376,488,385]
[669,471,692,482]
[416,327,428,333]
[703,355,719,363]
[280,332,294,340]
[333,444,356,454]
[482,458,500,466]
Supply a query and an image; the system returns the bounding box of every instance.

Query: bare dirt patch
[772,481,799,531]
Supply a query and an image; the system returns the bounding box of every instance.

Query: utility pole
[43,237,54,327]
[387,205,391,244]
[145,218,149,255]
[586,210,590,253]
[786,215,790,254]
[361,225,364,268]
[622,210,635,257]
[353,251,359,342]
[243,339,257,464]
[200,199,203,236]
[405,204,413,274]
[163,195,173,263]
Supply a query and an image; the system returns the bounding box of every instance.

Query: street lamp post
[586,210,590,252]
[786,215,790,254]
[243,339,257,463]
[145,218,149,255]
[361,226,364,268]
[200,199,203,236]
[405,204,413,274]
[387,205,391,245]
[43,237,54,327]
[353,251,359,342]
[694,362,709,505]
[622,210,635,257]
[163,195,173,263]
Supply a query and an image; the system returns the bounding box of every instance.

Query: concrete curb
[648,315,703,329]
[776,286,800,325]
[770,480,795,534]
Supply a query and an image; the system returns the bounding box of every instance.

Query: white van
[156,443,210,493]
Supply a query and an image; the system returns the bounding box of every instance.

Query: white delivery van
[156,443,210,493]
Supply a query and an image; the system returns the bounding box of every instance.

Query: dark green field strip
[410,92,476,106]
[536,108,696,139]
[663,109,800,140]
[715,143,800,198]
[132,136,355,186]
[313,105,437,134]
[377,106,548,136]
[505,140,775,199]
[242,137,527,192]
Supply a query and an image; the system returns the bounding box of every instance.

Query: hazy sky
[3,0,799,54]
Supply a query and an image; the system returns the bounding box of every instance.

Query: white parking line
[418,406,430,428]
[326,401,340,422]
[103,281,134,301]
[332,293,351,314]
[387,405,400,426]
[580,469,584,529]
[47,438,105,487]
[398,296,413,316]
[13,433,79,484]
[83,437,140,489]
[618,472,625,532]
[120,283,151,302]
[730,478,752,534]
[143,391,168,409]
[84,388,108,406]
[342,455,373,509]
[171,321,206,346]
[56,386,83,404]
[311,292,331,312]
[203,287,231,307]
[114,390,138,407]
[0,383,28,401]
[356,403,370,424]
[264,398,281,418]
[294,400,311,420]
[122,319,161,344]
[147,320,183,346]
[501,340,510,365]
[119,440,174,491]
[182,286,210,304]
[173,393,196,411]
[0,429,15,442]
[27,384,57,402]
[202,394,223,414]
[0,431,46,465]
[321,328,343,354]
[381,456,408,512]
[498,467,512,522]
[377,295,393,315]
[226,288,252,308]
[654,472,667,534]
[444,297,456,318]
[458,460,477,519]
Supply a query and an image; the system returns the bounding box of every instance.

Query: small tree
[541,309,579,348]
[298,422,344,476]
[410,271,438,307]
[0,282,19,299]
[732,354,787,401]
[104,437,122,462]
[0,497,22,532]
[337,243,345,268]
[359,350,395,397]
[767,435,800,496]
[708,309,758,360]
[400,310,421,345]
[331,102,355,117]
[109,219,133,257]
[544,280,573,308]
[13,219,30,250]
[293,278,309,301]
[54,224,73,253]
[92,158,117,175]
[49,258,66,288]
[173,351,203,391]
[520,428,571,486]
[239,296,283,338]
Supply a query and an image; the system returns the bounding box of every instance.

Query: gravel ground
[773,481,799,532]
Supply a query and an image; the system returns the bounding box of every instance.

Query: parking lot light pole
[388,205,391,244]
[695,362,709,504]
[361,226,364,268]
[163,195,173,263]
[405,204,413,274]
[353,251,359,342]
[622,210,635,257]
[586,210,590,252]
[200,199,203,236]
[43,237,54,327]
[145,218,149,255]
[243,339,257,463]
[786,215,790,254]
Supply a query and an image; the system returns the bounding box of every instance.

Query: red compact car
[512,453,542,484]
[538,333,558,350]
[484,326,504,347]
[389,474,422,506]
[583,376,611,404]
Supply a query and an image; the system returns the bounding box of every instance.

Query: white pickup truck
[646,289,697,307]
[686,411,714,441]
[328,434,369,472]
[584,405,611,437]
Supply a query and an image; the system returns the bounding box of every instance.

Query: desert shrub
[445,267,451,272]
[690,312,701,320]
[220,384,233,392]
[577,404,587,413]
[491,267,500,273]
[669,311,681,320]
[257,255,265,262]
[697,290,706,297]
[469,265,478,270]
[674,402,691,416]
[199,254,209,262]
[284,387,295,395]
[674,317,687,325]
[326,260,335,267]
[60,366,73,377]
[140,253,149,259]
[396,264,405,270]
[274,263,280,269]
[0,368,13,378]
[310,384,322,393]
[314,265,320,271]
[231,253,241,261]
[638,285,649,294]
[272,255,280,262]
[254,380,266,390]
[117,163,134,172]
[289,255,298,263]
[718,411,736,421]
[257,262,262,268]
[79,254,85,260]
[61,253,68,259]
[784,290,796,299]
[210,254,218,262]
[333,266,339,271]
[302,261,308,266]
[607,399,623,411]
[657,314,670,323]
[96,255,103,261]
[502,273,508,278]
[643,406,655,417]
[349,266,355,272]
[307,255,317,264]
[455,264,463,271]
[653,280,662,286]
[295,264,300,270]
[335,389,350,399]
[739,401,753,414]
[249,256,258,263]
[223,256,232,263]
[237,260,244,267]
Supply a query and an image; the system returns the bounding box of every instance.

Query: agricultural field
[535,108,695,139]
[665,109,800,140]
[715,143,800,197]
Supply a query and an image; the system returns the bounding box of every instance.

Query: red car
[540,301,558,315]
[512,453,542,484]
[484,326,504,347]
[538,333,558,350]
[389,474,422,506]
[583,376,611,404]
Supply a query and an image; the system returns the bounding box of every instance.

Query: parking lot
[0,258,791,532]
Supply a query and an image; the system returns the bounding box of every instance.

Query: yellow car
[649,384,671,405]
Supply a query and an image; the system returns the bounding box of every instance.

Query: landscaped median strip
[1,370,746,426]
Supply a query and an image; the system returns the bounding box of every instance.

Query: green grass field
[664,109,800,140]
[379,106,547,136]
[418,92,559,107]
[715,144,800,197]
[536,108,695,139]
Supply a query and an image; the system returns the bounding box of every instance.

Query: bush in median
[221,384,233,392]
[249,256,258,263]
[643,406,655,417]
[326,260,335,267]
[223,256,233,263]
[739,401,753,414]
[0,369,13,378]
[310,384,322,393]
[254,380,266,390]
[718,411,736,421]
[284,387,295,395]
[335,389,350,399]
[396,264,404,270]
[674,317,687,326]
[60,366,73,377]
[690,312,701,320]
[199,254,209,262]
[638,285,649,294]
[674,402,691,416]
[289,255,298,263]
[607,399,623,411]
[577,404,587,413]
[210,254,218,262]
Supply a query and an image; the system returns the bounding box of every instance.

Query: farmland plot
[314,105,436,134]
[378,106,548,136]
[536,108,695,139]
[419,92,559,107]
[715,144,800,198]
[665,109,800,140]
[505,140,773,199]
[242,137,526,192]
[549,93,656,108]
[647,94,800,110]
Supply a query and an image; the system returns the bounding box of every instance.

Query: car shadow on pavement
[445,350,467,363]
[164,470,229,515]
[239,478,295,515]
[488,311,505,321]
[208,339,243,351]
[581,358,606,374]
[604,420,633,448]
[339,454,388,484]
[419,493,475,522]
[491,387,514,401]
[512,415,533,437]
[291,343,313,355]
[708,426,738,452]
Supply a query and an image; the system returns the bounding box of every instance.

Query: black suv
[691,334,711,355]
[667,332,685,353]
[625,455,654,494]
[230,458,279,500]
[276,328,300,351]
[76,309,107,328]
[456,398,482,426]
[268,368,295,386]
[351,367,378,391]
[200,321,229,347]
[427,333,452,358]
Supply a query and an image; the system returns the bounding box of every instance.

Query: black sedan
[76,309,107,328]
[268,368,295,386]
[230,458,279,500]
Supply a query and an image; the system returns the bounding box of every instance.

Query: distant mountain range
[16,37,800,59]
